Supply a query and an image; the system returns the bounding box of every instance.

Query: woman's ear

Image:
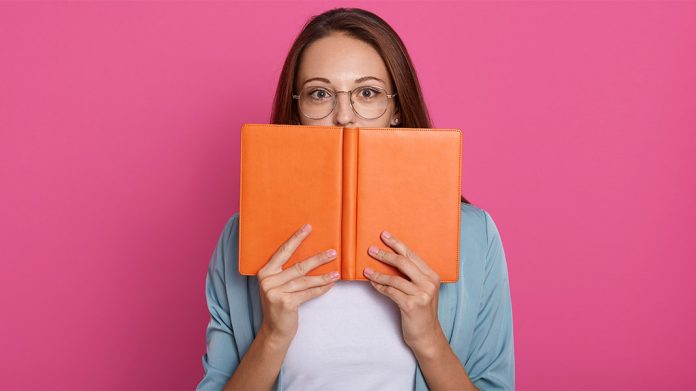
[390,106,401,127]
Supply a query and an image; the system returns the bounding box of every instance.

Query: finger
[363,267,419,295]
[293,282,336,306]
[260,223,312,275]
[369,280,409,308]
[380,231,438,279]
[277,270,341,293]
[367,245,425,284]
[264,248,337,288]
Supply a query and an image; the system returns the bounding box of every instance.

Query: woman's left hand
[364,230,443,352]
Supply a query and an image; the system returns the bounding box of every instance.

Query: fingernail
[364,267,374,275]
[326,249,336,257]
[330,271,340,279]
[382,231,391,239]
[368,246,378,255]
[302,223,311,233]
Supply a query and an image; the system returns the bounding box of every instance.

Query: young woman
[197,8,514,391]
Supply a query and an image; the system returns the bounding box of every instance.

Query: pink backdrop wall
[1,1,694,389]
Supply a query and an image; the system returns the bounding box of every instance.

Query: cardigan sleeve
[196,216,241,391]
[467,210,515,390]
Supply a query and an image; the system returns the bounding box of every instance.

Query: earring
[392,118,400,125]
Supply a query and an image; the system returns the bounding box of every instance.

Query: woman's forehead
[296,33,392,89]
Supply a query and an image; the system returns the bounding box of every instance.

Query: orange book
[238,124,462,282]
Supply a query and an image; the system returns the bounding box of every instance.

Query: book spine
[341,127,358,279]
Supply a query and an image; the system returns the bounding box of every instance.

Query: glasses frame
[292,85,398,120]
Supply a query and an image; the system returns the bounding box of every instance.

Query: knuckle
[279,241,292,254]
[317,284,331,294]
[304,287,319,299]
[417,291,431,304]
[431,272,441,283]
[424,280,438,293]
[280,295,294,310]
[293,262,307,275]
[300,276,314,288]
[266,289,279,303]
[259,278,271,292]
[392,256,404,268]
[285,279,298,292]
[403,300,417,312]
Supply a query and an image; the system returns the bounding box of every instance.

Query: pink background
[1,1,695,389]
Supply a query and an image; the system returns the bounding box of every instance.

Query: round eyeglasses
[292,85,398,120]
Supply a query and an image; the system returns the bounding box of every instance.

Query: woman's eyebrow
[355,76,385,84]
[302,77,331,86]
[301,76,386,86]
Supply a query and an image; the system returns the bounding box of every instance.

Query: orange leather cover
[238,124,462,282]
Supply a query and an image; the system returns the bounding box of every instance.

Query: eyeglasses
[292,85,397,120]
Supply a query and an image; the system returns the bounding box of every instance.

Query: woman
[197,7,514,391]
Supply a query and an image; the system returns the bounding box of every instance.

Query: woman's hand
[257,223,340,346]
[363,230,444,353]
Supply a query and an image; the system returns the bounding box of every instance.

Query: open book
[238,124,462,282]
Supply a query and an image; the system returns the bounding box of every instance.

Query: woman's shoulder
[214,211,240,257]
[207,212,241,289]
[460,200,498,227]
[459,201,499,245]
[224,211,240,236]
[458,201,506,271]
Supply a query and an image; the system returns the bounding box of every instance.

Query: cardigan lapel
[248,275,284,391]
[414,280,459,390]
[249,275,262,336]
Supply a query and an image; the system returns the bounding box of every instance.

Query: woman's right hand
[256,223,340,345]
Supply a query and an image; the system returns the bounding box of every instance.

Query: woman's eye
[308,89,332,100]
[358,87,381,99]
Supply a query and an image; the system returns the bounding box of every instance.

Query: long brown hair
[270,7,471,205]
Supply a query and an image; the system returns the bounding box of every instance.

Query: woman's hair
[270,7,470,205]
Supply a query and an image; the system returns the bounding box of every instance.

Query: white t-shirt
[281,279,417,390]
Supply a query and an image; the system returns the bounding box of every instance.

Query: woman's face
[294,32,400,128]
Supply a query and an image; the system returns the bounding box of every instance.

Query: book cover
[238,123,462,282]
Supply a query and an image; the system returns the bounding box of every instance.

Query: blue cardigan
[197,202,515,390]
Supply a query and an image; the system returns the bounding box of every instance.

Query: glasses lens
[299,87,334,119]
[352,87,389,119]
